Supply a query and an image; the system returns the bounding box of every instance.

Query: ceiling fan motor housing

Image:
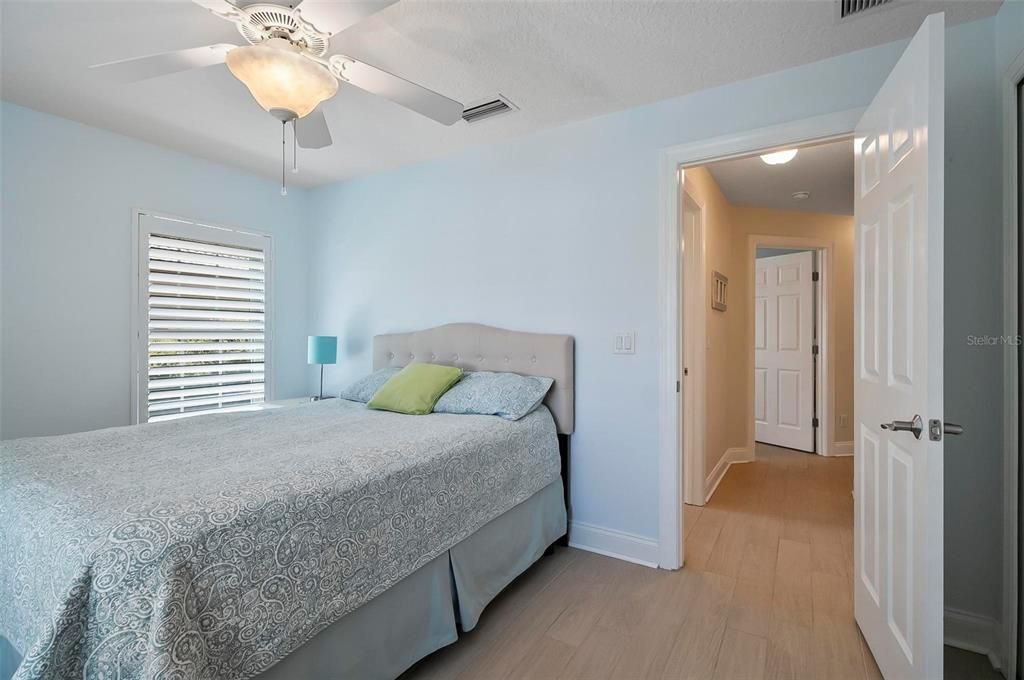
[236,3,329,56]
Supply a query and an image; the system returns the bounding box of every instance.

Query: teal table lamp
[308,335,338,401]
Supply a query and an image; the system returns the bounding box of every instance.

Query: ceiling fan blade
[192,0,248,24]
[90,44,235,82]
[295,109,333,149]
[337,58,463,125]
[192,0,237,13]
[294,0,399,36]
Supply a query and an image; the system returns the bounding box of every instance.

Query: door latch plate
[928,419,942,441]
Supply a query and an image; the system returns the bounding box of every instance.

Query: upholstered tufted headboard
[372,323,575,434]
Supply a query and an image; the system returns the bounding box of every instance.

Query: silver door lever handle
[880,414,923,439]
[928,419,964,440]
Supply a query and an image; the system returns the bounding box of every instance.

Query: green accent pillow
[367,363,464,415]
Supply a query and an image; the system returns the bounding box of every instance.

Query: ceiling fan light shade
[760,149,799,165]
[225,41,338,119]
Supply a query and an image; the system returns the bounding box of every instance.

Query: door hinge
[812,417,819,428]
[812,271,820,282]
[812,344,819,355]
[676,380,680,393]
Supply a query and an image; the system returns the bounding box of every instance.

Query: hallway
[683,442,870,678]
[682,443,1000,679]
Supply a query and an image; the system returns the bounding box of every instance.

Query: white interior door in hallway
[853,13,945,680]
[754,250,816,452]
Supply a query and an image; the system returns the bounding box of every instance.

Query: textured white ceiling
[705,138,854,215]
[0,0,1000,187]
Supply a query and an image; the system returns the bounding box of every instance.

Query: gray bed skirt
[450,476,567,631]
[1,480,566,680]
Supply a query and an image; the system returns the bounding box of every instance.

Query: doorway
[677,138,853,508]
[754,247,819,453]
[672,135,869,677]
[660,14,984,680]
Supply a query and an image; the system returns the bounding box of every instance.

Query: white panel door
[854,13,944,680]
[754,251,815,452]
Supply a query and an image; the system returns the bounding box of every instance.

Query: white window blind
[135,214,271,423]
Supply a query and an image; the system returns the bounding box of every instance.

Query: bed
[0,323,574,680]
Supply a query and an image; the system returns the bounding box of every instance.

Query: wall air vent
[839,0,895,19]
[461,95,518,124]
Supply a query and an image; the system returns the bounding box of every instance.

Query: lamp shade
[225,39,339,119]
[307,336,337,365]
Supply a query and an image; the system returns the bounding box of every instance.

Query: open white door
[754,251,815,452]
[854,13,944,680]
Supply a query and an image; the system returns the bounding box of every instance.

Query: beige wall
[681,167,748,479]
[683,167,854,488]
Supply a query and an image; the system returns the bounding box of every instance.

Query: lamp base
[310,395,337,402]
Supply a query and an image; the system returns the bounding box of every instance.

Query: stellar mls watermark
[967,334,1022,346]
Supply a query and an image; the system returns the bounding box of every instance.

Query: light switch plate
[614,332,636,355]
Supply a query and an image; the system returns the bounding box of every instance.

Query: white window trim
[130,209,275,424]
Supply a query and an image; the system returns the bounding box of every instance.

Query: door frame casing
[746,236,835,459]
[1000,45,1024,680]
[657,108,863,569]
[680,188,707,507]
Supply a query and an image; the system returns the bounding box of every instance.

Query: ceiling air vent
[839,0,894,19]
[462,95,518,124]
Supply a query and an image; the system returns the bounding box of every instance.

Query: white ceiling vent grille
[462,95,518,124]
[839,0,895,19]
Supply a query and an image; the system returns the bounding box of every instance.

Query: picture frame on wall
[711,271,728,311]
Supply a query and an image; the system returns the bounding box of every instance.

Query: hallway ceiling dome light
[760,148,799,165]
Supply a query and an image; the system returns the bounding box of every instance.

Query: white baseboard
[705,447,753,502]
[569,520,659,568]
[829,440,854,456]
[945,607,1003,671]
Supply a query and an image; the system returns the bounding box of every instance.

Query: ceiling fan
[90,0,464,194]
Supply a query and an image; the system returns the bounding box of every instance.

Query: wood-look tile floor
[402,444,989,679]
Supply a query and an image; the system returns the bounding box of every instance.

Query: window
[133,213,271,423]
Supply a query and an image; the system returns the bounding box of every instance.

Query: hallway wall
[680,167,747,485]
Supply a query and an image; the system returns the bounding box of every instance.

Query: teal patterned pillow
[433,371,554,420]
[339,367,401,402]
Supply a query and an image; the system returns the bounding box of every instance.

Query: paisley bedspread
[0,399,561,680]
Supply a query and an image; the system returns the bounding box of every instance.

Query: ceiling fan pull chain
[292,119,298,175]
[280,120,287,197]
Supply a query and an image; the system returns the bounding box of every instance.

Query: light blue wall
[0,102,311,439]
[755,248,813,259]
[996,0,1024,76]
[306,18,1008,621]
